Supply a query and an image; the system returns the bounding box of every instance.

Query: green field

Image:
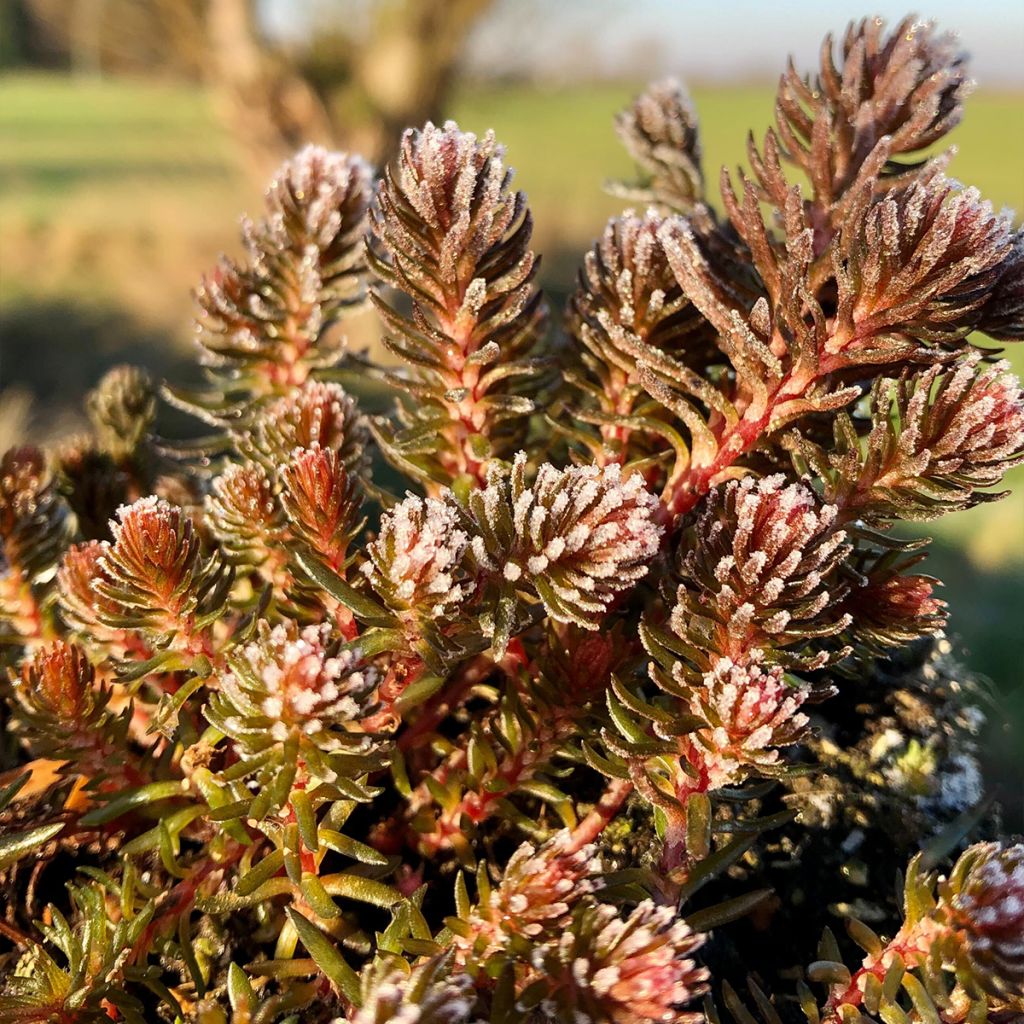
[3,74,1022,308]
[0,72,1022,685]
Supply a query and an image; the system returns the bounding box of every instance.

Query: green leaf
[685,792,712,861]
[197,877,293,913]
[293,548,393,625]
[291,790,319,853]
[235,849,286,897]
[806,961,853,986]
[454,871,471,920]
[518,779,570,804]
[300,872,340,919]
[79,780,185,826]
[118,649,189,684]
[0,821,65,870]
[321,873,402,908]
[178,910,205,996]
[0,771,30,812]
[393,672,446,714]
[318,829,390,867]
[227,962,254,1012]
[674,833,760,905]
[286,908,361,1004]
[685,888,773,931]
[352,627,409,660]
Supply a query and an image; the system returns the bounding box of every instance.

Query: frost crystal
[947,843,1024,998]
[536,900,708,1024]
[455,832,603,965]
[94,496,211,637]
[835,174,1016,351]
[243,379,368,474]
[192,146,371,397]
[224,622,374,740]
[570,208,694,363]
[917,357,1024,484]
[675,475,851,663]
[369,119,543,486]
[354,955,478,1024]
[679,656,811,789]
[362,494,473,620]
[481,453,662,628]
[615,78,704,208]
[206,462,284,565]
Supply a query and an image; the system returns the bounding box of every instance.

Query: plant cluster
[1,14,1023,1024]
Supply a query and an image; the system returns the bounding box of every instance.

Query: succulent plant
[1,15,1022,1024]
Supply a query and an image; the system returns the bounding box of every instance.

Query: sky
[262,0,1024,85]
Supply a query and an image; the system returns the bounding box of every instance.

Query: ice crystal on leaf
[230,621,369,732]
[241,379,369,475]
[681,657,811,789]
[193,147,372,389]
[614,78,704,210]
[533,900,708,1024]
[353,954,480,1024]
[671,475,851,667]
[91,496,231,647]
[471,454,662,628]
[453,833,603,965]
[363,494,474,621]
[206,461,286,566]
[12,641,128,781]
[833,174,1016,353]
[774,15,971,228]
[281,446,362,567]
[203,620,388,819]
[369,121,545,489]
[946,842,1024,999]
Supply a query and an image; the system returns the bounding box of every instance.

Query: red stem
[567,778,634,851]
[126,840,246,968]
[821,919,944,1021]
[662,347,856,520]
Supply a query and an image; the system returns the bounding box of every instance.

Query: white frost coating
[674,474,850,655]
[918,354,1024,482]
[479,452,662,628]
[362,493,473,618]
[535,899,708,1019]
[679,655,810,790]
[950,843,1024,977]
[200,145,370,360]
[933,751,984,813]
[268,144,372,248]
[110,494,180,545]
[221,622,375,739]
[350,960,478,1024]
[255,379,367,469]
[451,832,603,965]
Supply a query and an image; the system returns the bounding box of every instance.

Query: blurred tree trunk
[68,0,105,76]
[203,0,494,177]
[203,0,335,180]
[22,0,494,177]
[347,0,494,161]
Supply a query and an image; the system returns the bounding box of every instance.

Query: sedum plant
[1,14,1023,1024]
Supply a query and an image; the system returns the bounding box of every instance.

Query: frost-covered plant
[1,16,1023,1024]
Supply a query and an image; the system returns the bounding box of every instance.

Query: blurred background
[1,0,1022,688]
